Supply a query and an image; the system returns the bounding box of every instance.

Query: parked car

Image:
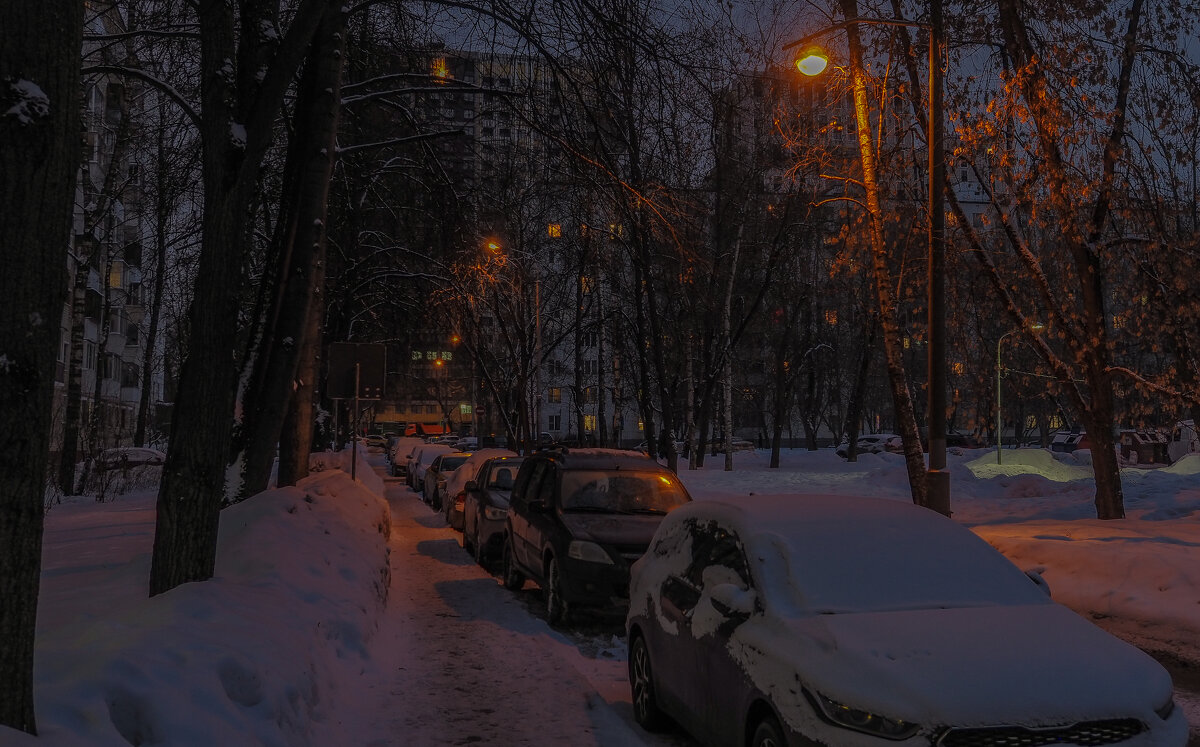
[626,494,1186,747]
[409,444,453,496]
[362,434,388,451]
[387,437,424,478]
[426,451,473,512]
[439,448,517,533]
[835,433,903,458]
[461,454,525,565]
[501,448,692,625]
[95,447,166,471]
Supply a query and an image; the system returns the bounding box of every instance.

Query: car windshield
[487,462,522,490]
[440,455,470,471]
[560,470,690,514]
[754,506,1051,615]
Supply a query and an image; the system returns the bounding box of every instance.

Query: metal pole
[926,0,951,516]
[996,333,1008,465]
[351,363,360,481]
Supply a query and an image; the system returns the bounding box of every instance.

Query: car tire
[545,557,569,625]
[750,714,786,747]
[462,524,474,554]
[629,634,666,731]
[501,538,525,590]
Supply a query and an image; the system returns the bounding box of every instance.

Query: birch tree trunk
[841,0,928,506]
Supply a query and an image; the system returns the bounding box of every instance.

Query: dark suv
[501,448,692,624]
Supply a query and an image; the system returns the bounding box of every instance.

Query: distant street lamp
[996,322,1045,464]
[786,3,950,515]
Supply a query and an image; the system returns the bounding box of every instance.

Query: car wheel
[545,557,569,625]
[501,538,524,590]
[462,524,474,554]
[750,715,786,747]
[629,634,665,731]
[431,489,442,512]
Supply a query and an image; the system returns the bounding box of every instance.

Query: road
[357,455,1199,746]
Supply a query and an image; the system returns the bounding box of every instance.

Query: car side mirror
[1025,568,1052,597]
[465,480,478,492]
[709,583,755,618]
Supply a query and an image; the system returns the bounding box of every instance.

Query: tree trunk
[841,0,928,505]
[150,0,329,596]
[236,6,346,498]
[58,247,92,493]
[0,1,83,732]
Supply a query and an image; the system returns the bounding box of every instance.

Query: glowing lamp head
[795,47,830,77]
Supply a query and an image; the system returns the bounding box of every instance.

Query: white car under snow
[626,494,1187,747]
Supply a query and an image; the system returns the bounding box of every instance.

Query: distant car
[95,447,166,471]
[626,494,1187,747]
[501,448,692,625]
[461,454,525,565]
[426,452,473,512]
[835,433,903,458]
[363,434,388,451]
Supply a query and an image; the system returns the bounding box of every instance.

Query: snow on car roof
[664,494,1050,616]
[444,448,519,497]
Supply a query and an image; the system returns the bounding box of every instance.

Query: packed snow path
[350,465,696,746]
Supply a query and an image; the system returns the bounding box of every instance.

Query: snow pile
[7,463,390,747]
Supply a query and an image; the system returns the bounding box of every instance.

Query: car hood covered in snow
[728,602,1181,742]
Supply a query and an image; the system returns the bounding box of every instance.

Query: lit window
[584,415,597,432]
[431,58,450,81]
[903,337,911,350]
[581,276,594,294]
[548,388,562,403]
[426,351,438,360]
[548,223,562,238]
[1112,313,1127,329]
[412,350,423,360]
[824,309,837,325]
[637,420,644,431]
[952,362,964,375]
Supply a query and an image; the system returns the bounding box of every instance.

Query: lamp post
[787,4,949,514]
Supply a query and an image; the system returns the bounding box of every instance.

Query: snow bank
[8,467,390,747]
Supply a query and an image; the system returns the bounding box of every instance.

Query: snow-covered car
[461,453,524,565]
[501,448,693,625]
[427,451,473,512]
[835,433,903,458]
[387,437,424,478]
[626,494,1187,747]
[440,449,517,532]
[95,447,166,471]
[409,444,453,495]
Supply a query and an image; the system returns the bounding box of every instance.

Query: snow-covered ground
[1,445,1197,746]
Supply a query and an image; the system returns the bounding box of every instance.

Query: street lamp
[996,322,1044,464]
[786,5,949,515]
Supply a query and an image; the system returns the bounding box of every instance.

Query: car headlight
[810,691,919,740]
[567,540,614,564]
[484,506,507,521]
